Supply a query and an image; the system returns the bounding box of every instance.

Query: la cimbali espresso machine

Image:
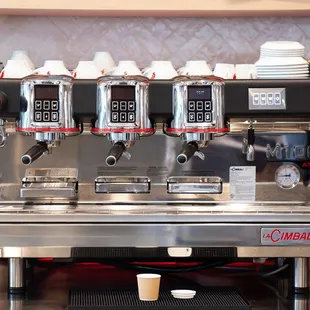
[1,72,310,296]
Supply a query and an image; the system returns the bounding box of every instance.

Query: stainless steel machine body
[0,77,309,294]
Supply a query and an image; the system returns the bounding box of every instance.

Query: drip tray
[68,288,251,310]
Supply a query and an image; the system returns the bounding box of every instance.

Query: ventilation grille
[71,247,237,258]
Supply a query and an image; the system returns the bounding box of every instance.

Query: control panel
[33,85,59,123]
[110,86,136,124]
[248,88,286,110]
[187,86,212,123]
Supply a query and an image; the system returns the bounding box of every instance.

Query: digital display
[188,86,211,101]
[111,86,135,100]
[35,85,59,100]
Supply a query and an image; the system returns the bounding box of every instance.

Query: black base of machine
[68,288,251,310]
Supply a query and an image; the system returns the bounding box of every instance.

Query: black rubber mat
[68,288,251,310]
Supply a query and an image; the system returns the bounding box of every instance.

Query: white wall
[0,16,309,69]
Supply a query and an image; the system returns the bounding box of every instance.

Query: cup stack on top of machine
[177,61,213,76]
[255,41,309,79]
[142,61,178,79]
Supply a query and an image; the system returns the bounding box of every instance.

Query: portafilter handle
[21,142,48,165]
[106,142,128,167]
[177,141,200,165]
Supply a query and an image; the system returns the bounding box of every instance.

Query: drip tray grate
[68,288,251,310]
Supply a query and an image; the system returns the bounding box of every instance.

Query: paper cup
[137,274,161,301]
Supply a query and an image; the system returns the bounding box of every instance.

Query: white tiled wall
[0,16,310,69]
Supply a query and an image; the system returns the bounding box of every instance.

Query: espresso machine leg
[294,258,310,294]
[9,295,24,310]
[8,258,25,294]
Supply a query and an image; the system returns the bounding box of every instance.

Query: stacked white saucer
[255,41,309,79]
[171,290,196,299]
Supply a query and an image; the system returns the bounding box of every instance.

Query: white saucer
[257,72,309,76]
[258,75,309,79]
[171,289,196,299]
[256,70,309,74]
[255,64,309,70]
[172,295,196,299]
[255,57,308,66]
[260,52,304,57]
[171,290,196,294]
[261,41,305,51]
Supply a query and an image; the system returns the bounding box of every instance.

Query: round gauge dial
[275,164,300,189]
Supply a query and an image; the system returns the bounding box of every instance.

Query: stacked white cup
[178,61,212,76]
[142,61,178,79]
[0,50,34,78]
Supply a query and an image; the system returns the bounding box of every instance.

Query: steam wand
[0,119,7,148]
[246,122,255,162]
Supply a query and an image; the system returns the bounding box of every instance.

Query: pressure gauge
[275,164,300,189]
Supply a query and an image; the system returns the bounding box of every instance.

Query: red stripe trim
[16,127,79,133]
[165,127,229,134]
[91,127,155,134]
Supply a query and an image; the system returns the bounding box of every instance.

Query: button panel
[249,88,286,110]
[33,99,60,123]
[110,101,136,123]
[187,100,213,123]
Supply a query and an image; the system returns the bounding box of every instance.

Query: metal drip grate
[68,288,251,310]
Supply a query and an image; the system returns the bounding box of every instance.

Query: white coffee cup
[0,60,33,78]
[143,61,178,79]
[73,61,102,79]
[178,61,213,76]
[93,52,116,75]
[213,63,235,79]
[235,64,257,79]
[34,60,71,76]
[11,50,35,71]
[137,274,161,301]
[107,61,142,76]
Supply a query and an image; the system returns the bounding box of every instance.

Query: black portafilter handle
[177,141,199,165]
[106,142,126,167]
[21,142,48,166]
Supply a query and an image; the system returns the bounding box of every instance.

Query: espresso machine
[0,73,309,303]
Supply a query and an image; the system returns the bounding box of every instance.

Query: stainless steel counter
[0,192,310,257]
